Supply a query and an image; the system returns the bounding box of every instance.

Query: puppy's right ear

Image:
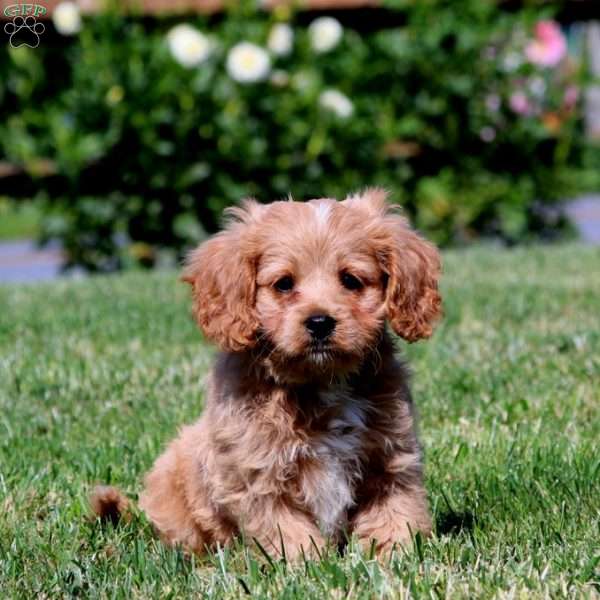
[182,202,260,352]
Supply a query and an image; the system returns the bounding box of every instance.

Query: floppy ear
[348,188,441,342]
[381,213,442,342]
[182,205,260,352]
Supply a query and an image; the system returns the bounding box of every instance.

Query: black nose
[305,314,336,340]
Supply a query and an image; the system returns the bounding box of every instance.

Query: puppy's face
[183,189,441,381]
[253,200,387,377]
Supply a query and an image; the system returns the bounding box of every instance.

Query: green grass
[0,199,42,240]
[1,244,599,598]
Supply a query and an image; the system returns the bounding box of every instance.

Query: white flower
[268,23,294,57]
[270,69,290,87]
[502,51,523,72]
[479,126,496,143]
[485,94,501,112]
[292,70,315,92]
[319,89,353,118]
[309,17,343,53]
[167,24,212,68]
[226,42,271,84]
[528,76,547,98]
[52,2,82,36]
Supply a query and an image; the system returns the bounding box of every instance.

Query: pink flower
[479,126,496,143]
[525,20,567,67]
[482,46,497,60]
[485,94,501,112]
[563,85,579,110]
[509,92,532,115]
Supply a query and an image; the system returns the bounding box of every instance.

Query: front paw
[256,530,326,562]
[352,501,431,558]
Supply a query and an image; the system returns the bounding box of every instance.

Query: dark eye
[340,272,363,291]
[274,276,294,293]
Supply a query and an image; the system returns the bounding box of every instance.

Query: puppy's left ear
[376,201,442,343]
[181,202,260,352]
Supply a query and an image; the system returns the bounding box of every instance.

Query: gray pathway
[563,194,600,244]
[0,239,64,283]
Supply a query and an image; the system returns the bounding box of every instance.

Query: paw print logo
[4,16,45,48]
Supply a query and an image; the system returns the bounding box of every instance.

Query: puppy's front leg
[241,501,325,561]
[351,479,431,557]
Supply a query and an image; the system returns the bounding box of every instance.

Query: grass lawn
[0,243,598,598]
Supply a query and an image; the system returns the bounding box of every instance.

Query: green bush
[1,0,598,270]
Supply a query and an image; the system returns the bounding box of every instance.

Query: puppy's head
[183,189,441,380]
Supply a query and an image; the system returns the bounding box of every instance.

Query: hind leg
[139,426,235,554]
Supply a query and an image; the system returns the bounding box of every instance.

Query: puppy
[93,188,441,560]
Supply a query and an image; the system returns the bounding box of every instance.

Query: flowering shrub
[0,0,597,270]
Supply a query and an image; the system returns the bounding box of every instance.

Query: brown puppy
[93,188,441,560]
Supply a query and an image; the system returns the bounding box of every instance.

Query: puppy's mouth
[305,341,343,366]
[258,336,363,383]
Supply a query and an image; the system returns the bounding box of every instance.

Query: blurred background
[1,0,599,281]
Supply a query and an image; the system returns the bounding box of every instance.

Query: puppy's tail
[89,485,131,525]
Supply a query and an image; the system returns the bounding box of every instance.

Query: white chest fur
[302,392,368,536]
